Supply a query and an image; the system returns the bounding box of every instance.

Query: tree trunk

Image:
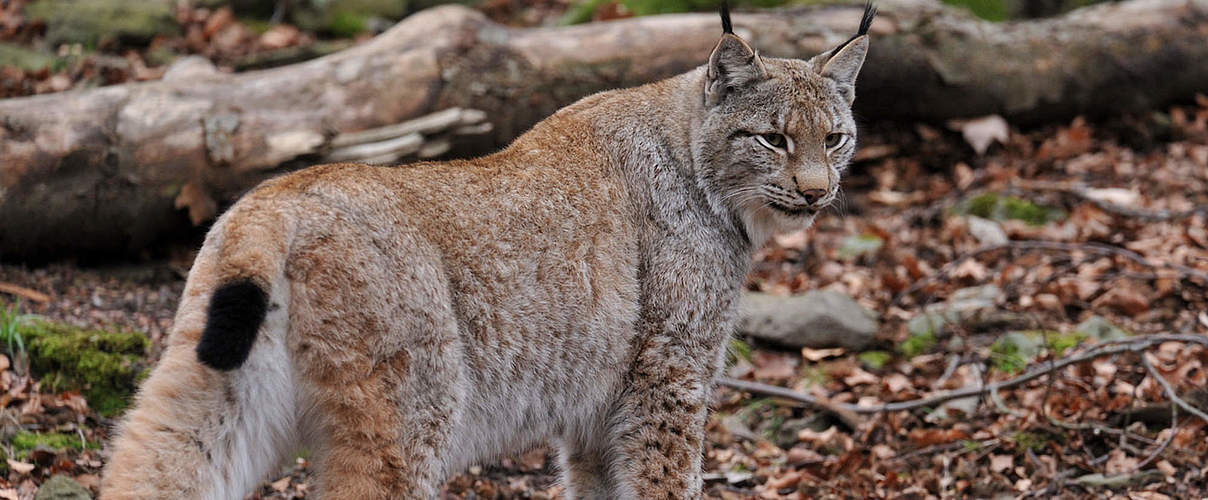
[2,0,1206,260]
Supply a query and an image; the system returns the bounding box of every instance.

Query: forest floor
[4,1,1208,498]
[1,99,1206,499]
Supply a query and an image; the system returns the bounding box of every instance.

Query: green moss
[941,0,1007,21]
[727,337,753,366]
[858,350,892,370]
[836,234,884,260]
[327,11,368,37]
[0,300,31,360]
[956,193,1063,226]
[1046,331,1086,356]
[562,0,790,24]
[800,365,831,387]
[291,0,409,35]
[0,43,62,72]
[11,432,98,460]
[26,0,178,47]
[898,331,936,359]
[21,319,149,417]
[1009,431,1048,452]
[991,330,1085,373]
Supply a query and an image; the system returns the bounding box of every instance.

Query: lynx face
[692,26,869,244]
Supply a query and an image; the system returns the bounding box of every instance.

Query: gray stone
[34,475,92,500]
[910,285,1013,336]
[928,284,1004,314]
[1074,316,1130,342]
[966,215,1008,246]
[737,290,878,350]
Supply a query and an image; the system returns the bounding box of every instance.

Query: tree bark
[2,0,1206,260]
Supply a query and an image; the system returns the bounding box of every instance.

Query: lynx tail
[195,279,269,370]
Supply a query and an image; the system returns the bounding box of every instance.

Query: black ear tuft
[720,1,733,34]
[829,1,877,58]
[857,1,877,37]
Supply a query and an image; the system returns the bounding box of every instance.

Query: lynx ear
[814,2,875,103]
[705,2,768,107]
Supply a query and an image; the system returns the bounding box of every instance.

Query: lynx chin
[100,2,875,498]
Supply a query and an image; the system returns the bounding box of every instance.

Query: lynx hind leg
[289,241,465,499]
[102,278,299,500]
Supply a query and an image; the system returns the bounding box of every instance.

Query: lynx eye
[825,133,846,149]
[756,133,787,150]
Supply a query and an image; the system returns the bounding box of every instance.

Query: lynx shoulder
[100,3,874,499]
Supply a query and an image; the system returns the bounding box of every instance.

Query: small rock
[935,285,1004,313]
[738,291,878,350]
[1074,316,1130,342]
[966,216,1008,246]
[911,285,1012,337]
[34,475,92,500]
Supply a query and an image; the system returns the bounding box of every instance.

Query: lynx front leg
[610,348,713,500]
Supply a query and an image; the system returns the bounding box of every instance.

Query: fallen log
[2,0,1207,260]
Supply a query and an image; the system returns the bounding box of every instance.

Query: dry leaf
[908,428,970,446]
[884,373,911,394]
[949,115,1009,155]
[989,454,1013,473]
[1082,187,1139,207]
[270,476,291,492]
[801,347,845,362]
[175,181,218,226]
[6,459,33,474]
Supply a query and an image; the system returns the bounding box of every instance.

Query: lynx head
[692,2,875,245]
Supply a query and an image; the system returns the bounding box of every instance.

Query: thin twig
[1133,411,1176,472]
[1142,354,1208,424]
[931,354,961,390]
[716,378,863,428]
[0,282,50,304]
[718,334,1208,416]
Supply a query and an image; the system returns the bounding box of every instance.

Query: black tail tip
[196,280,269,371]
[720,1,733,34]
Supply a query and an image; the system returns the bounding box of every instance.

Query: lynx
[100,3,874,498]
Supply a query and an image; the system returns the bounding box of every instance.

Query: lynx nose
[792,173,829,206]
[799,189,826,205]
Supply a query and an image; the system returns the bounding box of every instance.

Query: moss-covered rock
[25,0,178,47]
[955,193,1064,226]
[21,320,149,416]
[34,474,93,500]
[291,0,410,36]
[990,330,1086,373]
[0,43,62,71]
